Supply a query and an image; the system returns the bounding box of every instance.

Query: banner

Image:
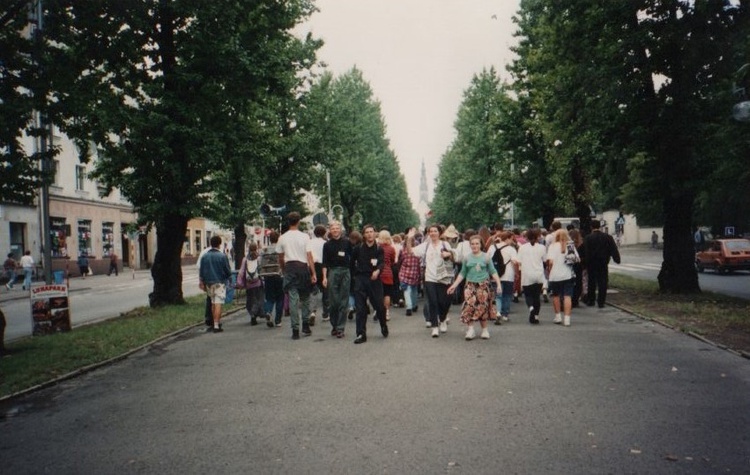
[30,283,72,336]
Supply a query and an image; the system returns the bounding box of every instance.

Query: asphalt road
[2,297,749,474]
[611,245,750,300]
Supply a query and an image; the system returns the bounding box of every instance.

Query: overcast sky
[300,0,521,210]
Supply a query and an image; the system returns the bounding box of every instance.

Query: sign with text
[30,283,72,336]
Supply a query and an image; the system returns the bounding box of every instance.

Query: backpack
[564,241,581,266]
[491,244,509,277]
[258,249,282,277]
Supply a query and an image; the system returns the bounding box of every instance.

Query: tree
[44,1,319,305]
[297,68,417,231]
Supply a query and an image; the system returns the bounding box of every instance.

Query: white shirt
[277,229,310,263]
[307,237,326,264]
[493,243,518,282]
[546,242,575,282]
[411,240,454,283]
[517,242,546,286]
[20,255,34,269]
[454,240,473,264]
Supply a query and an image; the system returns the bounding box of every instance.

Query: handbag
[435,243,455,284]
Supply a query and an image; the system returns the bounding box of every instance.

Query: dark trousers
[354,275,386,337]
[108,262,118,276]
[245,285,264,318]
[204,296,212,326]
[586,262,609,307]
[523,283,543,319]
[424,281,450,327]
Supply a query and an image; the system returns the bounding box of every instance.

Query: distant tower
[419,160,429,206]
[417,160,430,226]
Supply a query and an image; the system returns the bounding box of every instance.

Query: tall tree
[44,0,318,305]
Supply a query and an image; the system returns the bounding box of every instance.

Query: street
[0,268,203,342]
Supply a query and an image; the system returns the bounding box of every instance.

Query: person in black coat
[581,220,621,308]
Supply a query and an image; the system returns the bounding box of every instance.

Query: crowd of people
[200,212,621,343]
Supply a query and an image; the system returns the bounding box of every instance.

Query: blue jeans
[500,281,514,316]
[403,284,418,310]
[23,269,33,289]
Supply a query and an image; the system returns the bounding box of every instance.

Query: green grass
[0,296,242,399]
[608,273,750,354]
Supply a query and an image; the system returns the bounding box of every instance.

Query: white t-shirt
[20,255,34,269]
[546,241,575,282]
[411,240,454,283]
[492,244,518,282]
[454,240,473,264]
[307,237,326,264]
[277,229,310,264]
[517,242,546,286]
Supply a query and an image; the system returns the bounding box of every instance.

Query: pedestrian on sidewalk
[377,229,396,322]
[447,235,501,340]
[322,221,352,338]
[237,242,266,326]
[350,224,388,344]
[581,219,621,308]
[307,225,329,326]
[546,229,578,326]
[277,211,316,340]
[107,252,119,276]
[494,231,518,324]
[398,235,421,317]
[77,253,89,280]
[260,231,284,327]
[199,236,232,333]
[517,228,546,324]
[20,250,35,289]
[4,253,18,291]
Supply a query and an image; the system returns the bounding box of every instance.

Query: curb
[608,303,750,361]
[0,307,245,404]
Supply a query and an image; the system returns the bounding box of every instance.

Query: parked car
[695,238,750,274]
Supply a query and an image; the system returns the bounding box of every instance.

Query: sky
[300,0,521,211]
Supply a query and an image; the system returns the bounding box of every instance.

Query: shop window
[102,222,115,257]
[78,219,92,257]
[50,217,70,257]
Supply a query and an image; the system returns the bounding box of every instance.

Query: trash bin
[53,271,65,284]
[225,271,238,304]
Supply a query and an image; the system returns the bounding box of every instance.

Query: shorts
[206,283,227,304]
[548,279,575,298]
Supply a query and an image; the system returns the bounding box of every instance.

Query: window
[194,230,202,255]
[183,229,191,255]
[50,217,69,257]
[78,219,92,257]
[9,222,26,260]
[51,159,60,185]
[75,165,86,191]
[102,222,115,257]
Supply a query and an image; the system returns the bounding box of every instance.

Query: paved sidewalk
[1,298,749,474]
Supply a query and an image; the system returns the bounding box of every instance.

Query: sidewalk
[1,295,749,474]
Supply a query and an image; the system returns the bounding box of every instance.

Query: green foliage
[298,68,417,231]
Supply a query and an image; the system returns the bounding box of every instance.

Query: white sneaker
[480,328,490,339]
[431,327,439,338]
[563,315,571,327]
[501,315,509,322]
[465,326,476,340]
[554,314,562,324]
[425,321,432,328]
[439,321,448,333]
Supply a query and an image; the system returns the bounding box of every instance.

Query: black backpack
[491,244,509,277]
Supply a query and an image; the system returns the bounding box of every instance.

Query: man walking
[582,220,621,308]
[4,253,18,290]
[322,221,352,339]
[307,224,329,325]
[20,250,35,290]
[277,212,316,340]
[199,236,232,333]
[350,224,388,344]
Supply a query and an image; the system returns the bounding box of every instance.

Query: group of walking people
[213,211,621,344]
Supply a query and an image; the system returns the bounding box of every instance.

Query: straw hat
[442,224,459,239]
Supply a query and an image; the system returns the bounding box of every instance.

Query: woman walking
[447,235,502,340]
[378,230,397,321]
[237,242,267,326]
[517,228,546,324]
[407,225,455,338]
[546,229,578,326]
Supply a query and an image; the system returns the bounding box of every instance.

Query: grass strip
[0,296,242,399]
[608,274,750,355]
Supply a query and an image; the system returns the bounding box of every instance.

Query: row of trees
[1,1,415,306]
[431,0,750,293]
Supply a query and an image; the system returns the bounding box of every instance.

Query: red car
[695,238,750,274]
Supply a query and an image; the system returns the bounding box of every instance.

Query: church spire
[419,159,428,205]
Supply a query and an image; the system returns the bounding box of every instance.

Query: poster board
[30,283,72,335]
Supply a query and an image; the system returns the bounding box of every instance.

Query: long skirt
[459,280,496,324]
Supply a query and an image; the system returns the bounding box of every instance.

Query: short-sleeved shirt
[459,252,496,283]
[517,242,546,286]
[497,244,518,282]
[546,242,575,282]
[277,229,310,264]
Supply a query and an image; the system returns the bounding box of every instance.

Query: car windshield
[725,240,750,251]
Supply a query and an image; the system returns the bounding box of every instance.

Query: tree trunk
[658,194,701,293]
[149,213,188,307]
[233,224,246,270]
